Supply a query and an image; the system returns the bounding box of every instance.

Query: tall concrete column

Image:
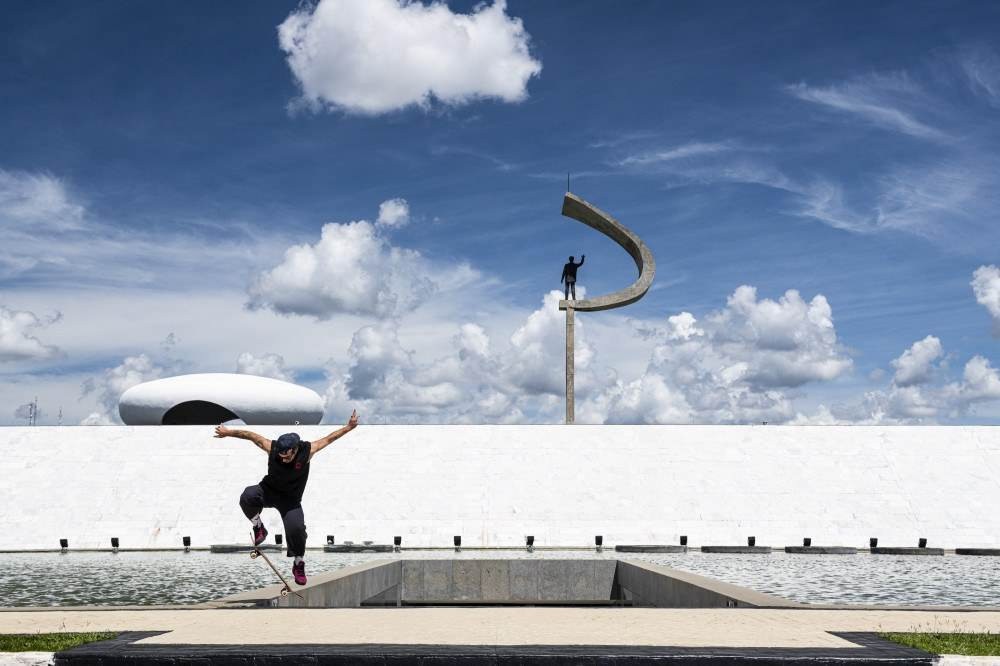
[565,305,575,424]
[558,192,656,424]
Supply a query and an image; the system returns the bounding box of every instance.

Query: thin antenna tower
[58,407,63,426]
[567,172,570,192]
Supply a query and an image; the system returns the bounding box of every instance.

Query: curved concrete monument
[559,192,656,422]
[558,192,656,313]
[119,373,324,425]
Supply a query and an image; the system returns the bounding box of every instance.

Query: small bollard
[453,535,461,552]
[747,536,756,547]
[59,538,68,553]
[595,535,603,552]
[275,534,283,546]
[870,537,878,548]
[183,536,191,552]
[918,538,927,548]
[327,535,335,545]
[526,535,534,553]
[111,537,119,553]
[393,536,402,552]
[679,535,688,546]
[803,537,812,547]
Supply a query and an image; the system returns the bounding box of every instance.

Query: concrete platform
[701,545,773,554]
[3,607,999,644]
[51,630,937,664]
[324,544,394,553]
[615,545,688,553]
[209,544,281,554]
[871,547,945,556]
[785,546,859,554]
[3,607,1000,664]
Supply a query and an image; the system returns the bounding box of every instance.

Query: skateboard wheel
[250,551,258,559]
[280,588,289,597]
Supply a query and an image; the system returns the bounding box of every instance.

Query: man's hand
[214,424,232,438]
[310,409,360,460]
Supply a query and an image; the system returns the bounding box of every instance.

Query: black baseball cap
[274,433,301,452]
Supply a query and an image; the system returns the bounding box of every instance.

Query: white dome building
[118,373,324,425]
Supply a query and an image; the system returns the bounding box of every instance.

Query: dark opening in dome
[162,400,239,425]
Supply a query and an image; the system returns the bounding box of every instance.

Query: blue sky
[3,0,1000,425]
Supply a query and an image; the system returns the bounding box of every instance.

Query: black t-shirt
[260,442,312,502]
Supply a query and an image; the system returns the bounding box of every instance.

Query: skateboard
[250,545,304,600]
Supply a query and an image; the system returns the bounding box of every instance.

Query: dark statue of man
[561,254,585,300]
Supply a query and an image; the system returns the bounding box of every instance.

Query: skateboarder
[561,254,585,300]
[214,409,359,585]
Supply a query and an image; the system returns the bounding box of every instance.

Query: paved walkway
[1,608,1000,649]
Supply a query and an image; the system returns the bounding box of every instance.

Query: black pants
[239,484,307,558]
[564,280,576,300]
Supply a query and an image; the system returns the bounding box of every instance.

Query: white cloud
[323,290,606,423]
[505,290,594,396]
[236,351,292,382]
[376,198,410,228]
[805,337,1000,424]
[277,0,542,115]
[873,162,991,239]
[607,54,1000,248]
[0,168,84,231]
[891,335,943,387]
[876,353,1000,422]
[615,138,997,245]
[343,321,414,400]
[247,202,477,320]
[786,73,946,141]
[972,265,1000,336]
[788,404,850,425]
[0,305,61,362]
[959,45,1000,107]
[247,221,399,318]
[954,355,1000,403]
[616,142,735,167]
[581,286,851,424]
[80,354,165,425]
[0,167,278,290]
[793,179,877,234]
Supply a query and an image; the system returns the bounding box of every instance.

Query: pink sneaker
[292,561,307,585]
[252,523,268,546]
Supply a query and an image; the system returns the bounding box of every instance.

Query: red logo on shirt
[295,463,302,470]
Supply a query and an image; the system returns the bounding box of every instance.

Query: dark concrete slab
[53,631,935,665]
[701,546,773,554]
[615,545,688,553]
[784,546,858,554]
[956,548,1000,556]
[870,547,944,556]
[324,544,394,553]
[209,544,281,553]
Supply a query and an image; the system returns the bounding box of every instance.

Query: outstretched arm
[578,254,585,266]
[310,410,359,460]
[215,424,271,454]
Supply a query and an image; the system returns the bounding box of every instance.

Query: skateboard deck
[251,546,304,600]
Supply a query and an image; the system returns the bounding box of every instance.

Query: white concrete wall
[0,425,998,551]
